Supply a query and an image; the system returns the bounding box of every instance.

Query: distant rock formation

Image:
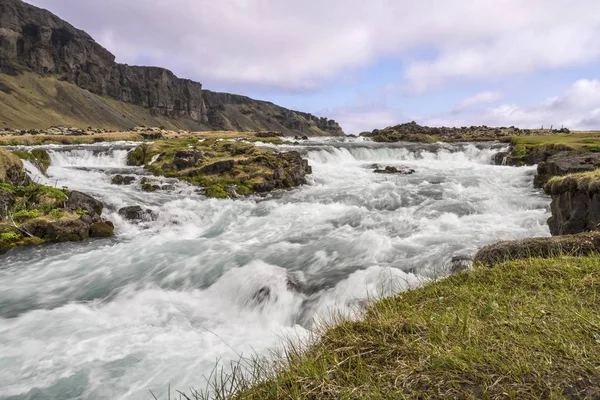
[0,0,344,136]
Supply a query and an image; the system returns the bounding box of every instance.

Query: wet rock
[89,221,114,238]
[373,165,415,174]
[450,255,473,273]
[65,191,103,220]
[199,159,235,174]
[493,152,509,166]
[474,232,600,267]
[118,206,157,222]
[111,175,136,185]
[22,217,91,242]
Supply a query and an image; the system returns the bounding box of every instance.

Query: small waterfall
[21,160,51,185]
[49,149,129,168]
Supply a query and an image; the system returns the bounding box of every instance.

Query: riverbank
[223,255,600,400]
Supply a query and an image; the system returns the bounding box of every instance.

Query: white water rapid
[0,138,550,399]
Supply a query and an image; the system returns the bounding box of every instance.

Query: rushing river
[0,138,550,399]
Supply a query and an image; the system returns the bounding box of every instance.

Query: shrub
[49,208,65,220]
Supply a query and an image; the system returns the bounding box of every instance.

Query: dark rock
[199,159,235,174]
[493,152,509,166]
[65,191,103,220]
[173,150,203,170]
[534,152,600,188]
[111,175,136,185]
[255,131,280,138]
[118,206,157,222]
[373,165,415,174]
[140,132,164,140]
[474,233,600,267]
[22,217,91,242]
[544,177,600,235]
[252,286,271,304]
[89,221,114,238]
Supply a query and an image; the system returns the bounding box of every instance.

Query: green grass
[186,256,600,400]
[546,169,600,194]
[508,132,600,164]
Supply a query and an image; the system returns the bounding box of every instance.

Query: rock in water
[118,206,157,222]
[65,191,104,220]
[89,222,114,238]
[111,175,136,185]
[373,165,416,174]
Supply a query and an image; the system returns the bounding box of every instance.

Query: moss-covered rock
[0,149,30,186]
[89,221,114,238]
[0,155,114,254]
[127,139,312,198]
[473,232,600,267]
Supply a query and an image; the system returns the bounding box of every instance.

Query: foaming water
[0,139,550,399]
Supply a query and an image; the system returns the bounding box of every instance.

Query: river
[0,138,550,399]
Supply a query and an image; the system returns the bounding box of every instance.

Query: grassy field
[509,131,600,156]
[189,256,600,400]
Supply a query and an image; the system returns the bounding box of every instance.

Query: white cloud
[453,91,502,113]
[26,0,600,91]
[422,79,600,130]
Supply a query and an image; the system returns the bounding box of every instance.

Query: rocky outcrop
[130,139,312,198]
[535,152,600,188]
[0,149,114,254]
[0,0,343,136]
[362,121,567,143]
[544,174,600,235]
[474,232,600,266]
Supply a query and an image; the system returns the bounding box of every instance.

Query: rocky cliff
[0,0,344,136]
[544,173,600,236]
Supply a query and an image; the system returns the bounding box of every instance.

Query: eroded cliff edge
[0,0,344,136]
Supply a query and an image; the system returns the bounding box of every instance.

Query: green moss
[141,183,157,192]
[12,209,41,222]
[218,256,600,400]
[0,232,21,243]
[49,208,65,220]
[206,185,228,199]
[31,149,51,173]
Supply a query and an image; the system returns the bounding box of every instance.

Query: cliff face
[544,175,600,235]
[0,0,343,135]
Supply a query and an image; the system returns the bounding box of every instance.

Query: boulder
[199,159,235,174]
[173,150,203,170]
[111,175,136,185]
[89,221,114,238]
[65,191,103,220]
[118,206,157,222]
[474,233,600,267]
[22,217,90,242]
[373,165,415,174]
[535,152,600,188]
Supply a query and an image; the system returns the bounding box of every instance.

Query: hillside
[0,0,344,135]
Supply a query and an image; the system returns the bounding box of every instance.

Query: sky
[27,0,600,134]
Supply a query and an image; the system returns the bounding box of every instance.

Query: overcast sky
[27,0,600,134]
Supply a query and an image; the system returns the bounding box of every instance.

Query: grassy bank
[196,256,600,399]
[508,131,600,165]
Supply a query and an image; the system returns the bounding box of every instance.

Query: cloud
[453,91,502,113]
[320,96,401,135]
[26,0,600,92]
[422,79,600,130]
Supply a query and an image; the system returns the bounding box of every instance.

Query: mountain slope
[0,0,344,135]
